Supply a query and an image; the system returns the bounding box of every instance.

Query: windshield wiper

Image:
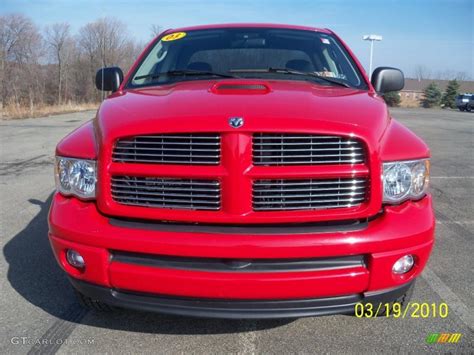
[134,70,237,81]
[229,68,351,88]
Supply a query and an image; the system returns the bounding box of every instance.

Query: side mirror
[371,67,404,94]
[95,67,123,92]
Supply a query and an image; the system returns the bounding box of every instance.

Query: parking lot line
[422,267,474,331]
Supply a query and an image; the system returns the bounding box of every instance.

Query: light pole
[363,34,382,79]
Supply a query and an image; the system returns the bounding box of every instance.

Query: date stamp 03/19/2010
[354,302,449,319]
[355,302,463,344]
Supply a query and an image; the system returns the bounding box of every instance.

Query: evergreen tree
[422,82,442,108]
[383,91,401,107]
[441,80,460,108]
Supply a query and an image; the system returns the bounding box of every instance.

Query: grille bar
[111,184,219,193]
[253,133,365,166]
[258,147,363,152]
[253,187,366,193]
[112,178,219,186]
[253,178,368,211]
[111,176,221,211]
[118,141,220,146]
[253,179,366,186]
[256,142,358,146]
[113,134,220,165]
[253,192,366,199]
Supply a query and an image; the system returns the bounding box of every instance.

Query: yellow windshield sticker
[162,32,187,42]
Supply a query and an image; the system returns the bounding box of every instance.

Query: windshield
[128,28,367,89]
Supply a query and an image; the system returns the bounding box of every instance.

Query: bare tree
[78,17,132,67]
[0,14,43,111]
[0,14,143,115]
[44,23,72,104]
[150,24,162,38]
[413,65,431,81]
[434,70,455,80]
[78,17,135,101]
[454,71,470,81]
[434,70,472,81]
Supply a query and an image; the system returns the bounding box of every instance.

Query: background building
[400,79,474,107]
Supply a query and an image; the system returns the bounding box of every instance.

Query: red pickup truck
[49,24,434,319]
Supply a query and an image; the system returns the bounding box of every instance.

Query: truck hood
[96,79,389,144]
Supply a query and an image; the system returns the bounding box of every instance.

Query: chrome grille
[253,178,368,211]
[113,134,220,165]
[111,176,221,210]
[253,134,365,165]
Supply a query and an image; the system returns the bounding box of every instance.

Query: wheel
[74,289,116,312]
[466,105,472,112]
[459,107,465,112]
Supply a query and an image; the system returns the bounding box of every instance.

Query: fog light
[392,255,414,274]
[66,249,85,269]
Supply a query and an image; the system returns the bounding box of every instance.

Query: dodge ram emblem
[229,117,244,128]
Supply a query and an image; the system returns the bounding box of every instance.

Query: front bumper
[48,193,434,316]
[70,277,414,319]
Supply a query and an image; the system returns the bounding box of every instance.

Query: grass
[1,102,99,120]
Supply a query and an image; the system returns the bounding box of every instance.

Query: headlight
[55,157,97,199]
[382,159,430,203]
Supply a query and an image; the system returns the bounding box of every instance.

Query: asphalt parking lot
[0,107,473,354]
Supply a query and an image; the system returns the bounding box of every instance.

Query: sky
[2,0,473,79]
